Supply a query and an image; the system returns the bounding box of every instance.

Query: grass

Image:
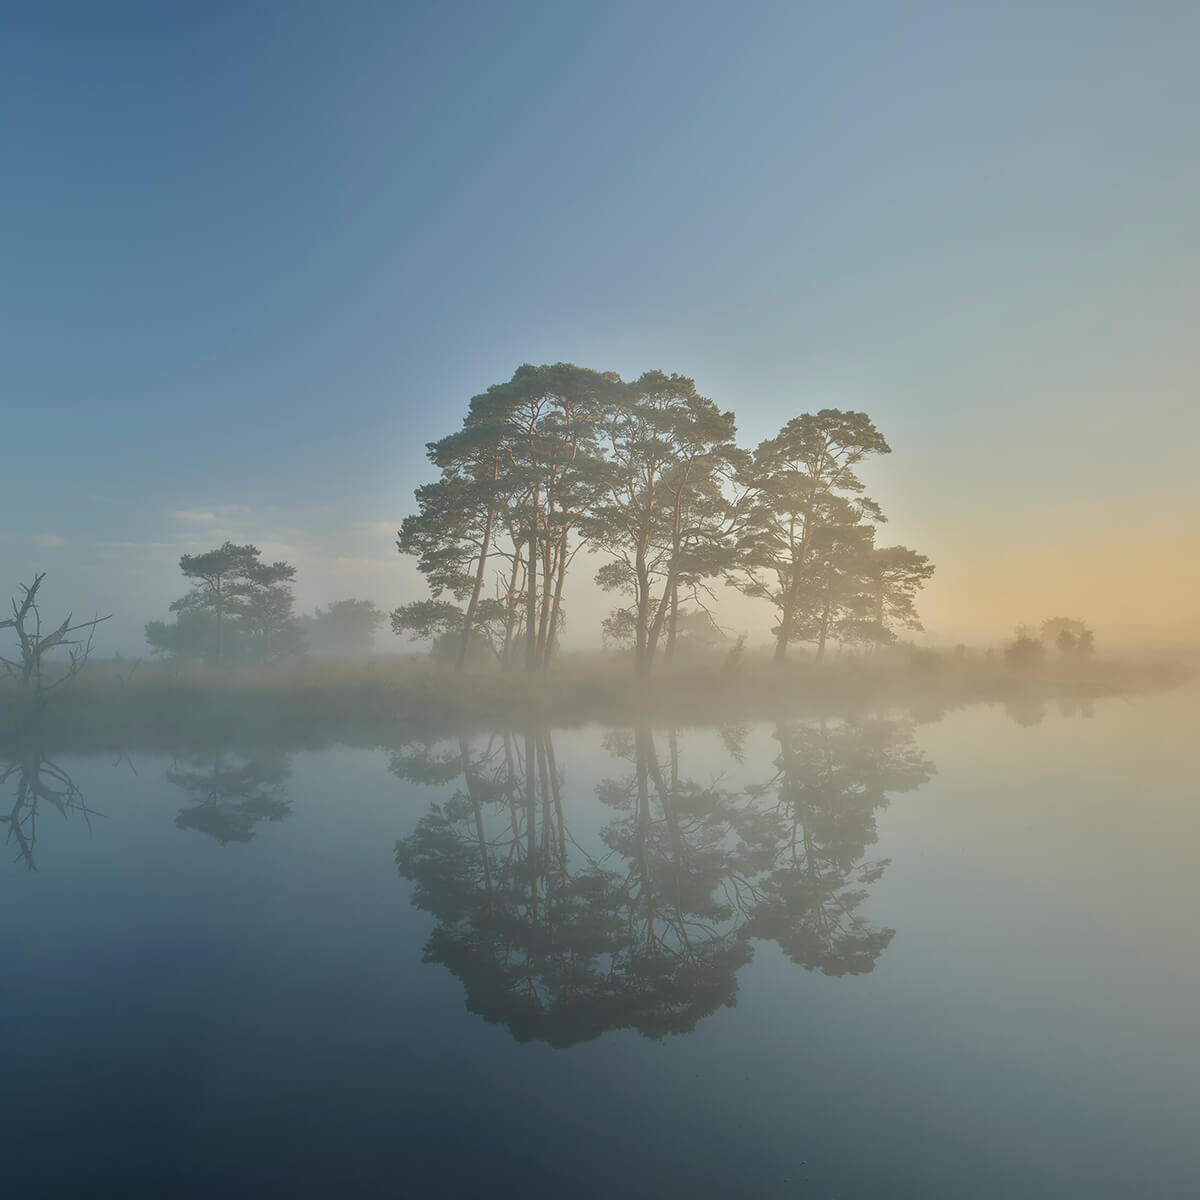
[1,646,1192,754]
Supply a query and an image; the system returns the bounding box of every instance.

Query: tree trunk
[457,501,496,671]
[542,528,568,673]
[773,586,793,664]
[501,550,523,671]
[634,541,652,679]
[664,581,679,664]
[815,567,833,663]
[525,515,539,673]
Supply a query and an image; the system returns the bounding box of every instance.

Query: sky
[3,0,1197,653]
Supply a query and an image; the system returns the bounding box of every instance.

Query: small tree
[301,599,385,659]
[0,574,110,695]
[153,542,298,665]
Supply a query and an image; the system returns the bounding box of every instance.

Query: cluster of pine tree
[394,363,934,675]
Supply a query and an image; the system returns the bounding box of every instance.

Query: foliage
[299,598,385,659]
[396,370,933,675]
[149,542,299,665]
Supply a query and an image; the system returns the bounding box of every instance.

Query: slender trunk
[773,584,793,664]
[535,516,552,667]
[634,544,651,679]
[458,495,496,671]
[501,549,523,671]
[542,528,568,673]
[525,512,539,673]
[775,502,817,665]
[664,581,679,664]
[815,570,832,663]
[644,563,679,671]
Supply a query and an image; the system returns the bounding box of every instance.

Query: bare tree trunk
[457,499,496,671]
[535,515,557,670]
[664,580,679,664]
[634,545,652,679]
[525,513,539,674]
[774,586,793,664]
[815,568,833,663]
[501,549,523,670]
[542,528,568,673]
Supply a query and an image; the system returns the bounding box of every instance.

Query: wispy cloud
[36,534,67,548]
[358,520,401,538]
[169,509,217,523]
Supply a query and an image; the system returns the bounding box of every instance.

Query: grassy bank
[1,647,1192,753]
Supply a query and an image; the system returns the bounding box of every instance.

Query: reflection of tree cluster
[167,752,292,844]
[394,718,935,1047]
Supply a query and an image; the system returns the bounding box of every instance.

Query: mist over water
[4,687,1197,1197]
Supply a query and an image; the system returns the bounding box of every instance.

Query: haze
[3,1,1197,653]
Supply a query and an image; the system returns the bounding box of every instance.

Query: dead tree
[0,573,111,694]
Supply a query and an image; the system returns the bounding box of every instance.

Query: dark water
[4,689,1198,1198]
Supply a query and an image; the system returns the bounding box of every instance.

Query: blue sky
[3,1,1197,651]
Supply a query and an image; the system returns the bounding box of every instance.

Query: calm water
[4,688,1198,1198]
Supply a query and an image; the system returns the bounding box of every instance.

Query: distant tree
[301,599,385,658]
[1042,617,1094,658]
[390,599,466,645]
[150,542,298,665]
[237,560,300,661]
[838,544,936,652]
[146,608,225,663]
[730,410,893,664]
[587,371,746,677]
[398,364,619,673]
[1004,634,1045,668]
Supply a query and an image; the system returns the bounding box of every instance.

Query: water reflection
[394,717,935,1046]
[166,750,292,844]
[0,717,100,870]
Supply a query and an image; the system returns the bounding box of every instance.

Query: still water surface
[4,689,1197,1197]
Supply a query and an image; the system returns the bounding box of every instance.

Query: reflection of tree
[396,730,740,1048]
[395,716,934,1046]
[0,718,100,870]
[167,751,291,844]
[742,718,935,975]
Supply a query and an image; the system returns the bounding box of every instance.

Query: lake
[4,686,1197,1198]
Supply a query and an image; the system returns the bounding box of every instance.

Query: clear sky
[3,1,1197,652]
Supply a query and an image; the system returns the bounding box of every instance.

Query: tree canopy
[395,367,933,672]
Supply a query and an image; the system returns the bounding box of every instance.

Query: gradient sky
[3,1,1197,653]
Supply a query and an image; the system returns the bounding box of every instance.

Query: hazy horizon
[4,2,1197,656]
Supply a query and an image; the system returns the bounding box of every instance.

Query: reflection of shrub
[1005,636,1045,668]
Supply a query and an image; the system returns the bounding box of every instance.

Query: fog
[4,3,1198,1197]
